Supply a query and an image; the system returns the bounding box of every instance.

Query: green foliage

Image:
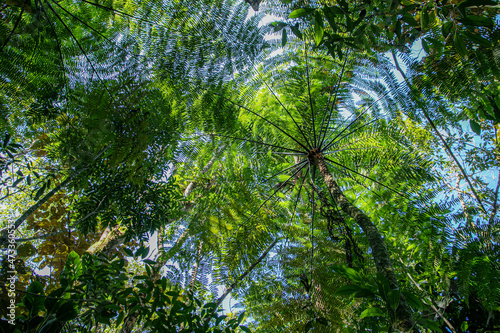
[1,0,500,332]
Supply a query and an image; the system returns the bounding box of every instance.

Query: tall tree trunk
[314,154,417,332]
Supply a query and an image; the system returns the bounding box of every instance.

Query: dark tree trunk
[314,154,418,332]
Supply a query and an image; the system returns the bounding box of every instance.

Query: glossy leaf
[359,307,385,319]
[289,8,315,19]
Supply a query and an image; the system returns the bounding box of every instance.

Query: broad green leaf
[289,8,315,19]
[458,15,494,27]
[454,32,467,57]
[470,120,481,135]
[56,301,79,321]
[387,289,400,311]
[331,264,363,283]
[375,273,391,301]
[314,12,324,45]
[359,307,385,319]
[402,13,418,26]
[420,8,429,29]
[441,21,453,38]
[240,326,252,333]
[401,291,424,311]
[237,311,245,324]
[422,39,430,53]
[417,318,443,332]
[290,24,302,39]
[271,21,287,32]
[282,28,287,47]
[462,31,492,47]
[322,6,338,31]
[335,284,364,296]
[23,281,45,317]
[459,0,496,10]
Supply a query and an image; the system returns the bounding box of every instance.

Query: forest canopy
[0,0,499,332]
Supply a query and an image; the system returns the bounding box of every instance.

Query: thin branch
[324,157,408,199]
[304,45,317,147]
[391,50,487,213]
[284,165,309,244]
[263,159,307,182]
[210,94,310,152]
[398,258,457,333]
[252,63,312,149]
[16,230,71,243]
[322,118,378,152]
[46,0,115,102]
[214,238,278,308]
[319,51,350,148]
[209,133,304,154]
[488,169,500,225]
[0,8,24,52]
[231,165,306,240]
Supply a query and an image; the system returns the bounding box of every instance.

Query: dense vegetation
[0,0,499,332]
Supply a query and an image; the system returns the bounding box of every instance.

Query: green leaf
[375,273,391,301]
[417,318,443,332]
[458,15,494,27]
[289,8,315,19]
[459,0,496,10]
[314,12,324,45]
[462,31,492,47]
[335,284,364,297]
[34,184,46,201]
[115,311,125,327]
[387,289,400,312]
[12,178,23,187]
[290,24,302,39]
[240,326,252,333]
[454,32,467,57]
[56,301,78,322]
[3,133,10,147]
[441,21,453,38]
[402,13,418,26]
[271,21,287,32]
[420,8,429,29]
[401,291,424,311]
[282,28,287,47]
[422,38,430,53]
[331,264,363,283]
[359,307,385,319]
[470,119,481,135]
[24,281,45,312]
[237,311,245,324]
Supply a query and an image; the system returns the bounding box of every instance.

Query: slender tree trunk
[314,154,417,332]
[189,241,204,289]
[119,145,225,333]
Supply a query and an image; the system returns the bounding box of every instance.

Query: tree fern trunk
[315,155,417,332]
